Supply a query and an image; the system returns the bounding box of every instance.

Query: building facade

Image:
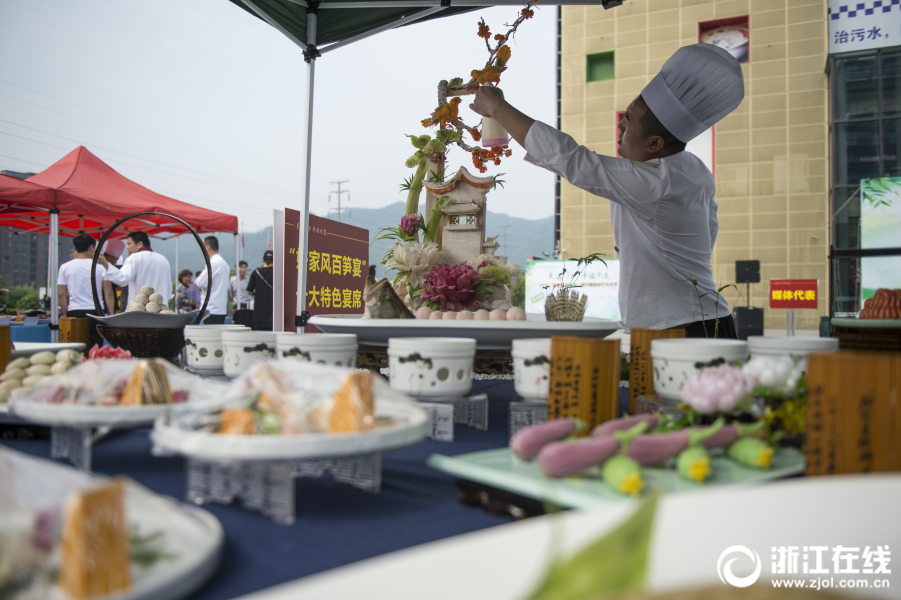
[0,170,69,292]
[556,0,895,331]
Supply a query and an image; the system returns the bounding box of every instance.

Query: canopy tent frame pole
[234,233,239,312]
[242,0,308,49]
[175,235,179,292]
[49,210,59,343]
[318,5,445,54]
[296,4,318,332]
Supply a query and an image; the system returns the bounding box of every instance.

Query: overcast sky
[0,1,557,233]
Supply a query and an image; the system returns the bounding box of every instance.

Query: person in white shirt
[97,231,172,310]
[57,233,113,349]
[470,43,744,338]
[195,236,230,325]
[229,261,252,311]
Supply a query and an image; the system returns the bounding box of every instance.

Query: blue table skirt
[1,382,629,600]
[10,324,51,343]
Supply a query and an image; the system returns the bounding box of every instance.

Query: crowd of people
[56,232,274,335]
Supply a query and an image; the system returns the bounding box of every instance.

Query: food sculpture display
[858,287,901,319]
[366,2,538,320]
[511,414,773,496]
[509,352,807,495]
[126,285,175,314]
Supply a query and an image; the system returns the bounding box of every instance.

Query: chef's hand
[470,86,506,118]
[96,253,109,269]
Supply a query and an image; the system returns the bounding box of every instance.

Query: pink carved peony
[400,214,419,235]
[679,364,757,414]
[421,262,484,312]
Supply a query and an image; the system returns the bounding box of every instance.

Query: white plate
[8,398,185,428]
[89,310,210,329]
[309,314,623,350]
[3,448,223,600]
[234,474,901,600]
[152,400,429,461]
[11,342,85,359]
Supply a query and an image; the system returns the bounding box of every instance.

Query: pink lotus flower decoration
[400,214,419,235]
[421,262,484,312]
[679,364,757,414]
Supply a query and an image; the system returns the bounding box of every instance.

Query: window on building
[831,48,901,314]
[698,16,750,64]
[586,51,615,83]
[465,215,477,225]
[448,216,460,226]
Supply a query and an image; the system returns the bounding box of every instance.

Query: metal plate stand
[184,453,381,525]
[50,426,110,471]
[417,393,488,442]
[508,400,548,439]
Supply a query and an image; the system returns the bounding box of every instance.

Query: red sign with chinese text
[304,215,368,331]
[769,279,818,309]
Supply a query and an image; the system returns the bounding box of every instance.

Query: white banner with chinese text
[828,0,901,53]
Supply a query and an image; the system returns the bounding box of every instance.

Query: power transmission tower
[329,180,350,222]
[499,224,515,259]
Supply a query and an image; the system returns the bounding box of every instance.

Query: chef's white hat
[103,238,125,259]
[641,43,744,143]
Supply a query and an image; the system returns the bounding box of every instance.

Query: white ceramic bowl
[747,336,839,370]
[222,330,278,378]
[511,338,551,401]
[184,325,248,374]
[388,337,476,398]
[276,333,358,368]
[650,338,748,403]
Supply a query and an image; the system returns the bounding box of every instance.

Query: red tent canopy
[0,146,238,238]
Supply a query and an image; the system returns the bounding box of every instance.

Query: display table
[0,380,529,600]
[10,324,52,343]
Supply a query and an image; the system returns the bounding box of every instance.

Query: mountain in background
[149,202,554,279]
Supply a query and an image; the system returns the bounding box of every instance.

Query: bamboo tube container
[628,328,686,413]
[0,325,10,374]
[548,336,621,435]
[805,351,901,476]
[59,317,91,356]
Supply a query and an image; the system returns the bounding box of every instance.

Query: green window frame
[586,51,615,83]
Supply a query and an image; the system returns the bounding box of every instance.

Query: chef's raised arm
[102,258,135,286]
[523,121,665,221]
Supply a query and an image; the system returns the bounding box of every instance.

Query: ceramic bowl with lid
[387,337,476,398]
[184,325,248,374]
[222,330,278,378]
[747,336,839,369]
[650,338,748,403]
[276,333,358,368]
[511,338,551,401]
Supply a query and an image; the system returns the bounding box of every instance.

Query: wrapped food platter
[8,358,226,429]
[1,447,223,600]
[309,313,623,350]
[152,360,430,462]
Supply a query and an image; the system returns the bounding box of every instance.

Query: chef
[97,231,173,309]
[471,44,744,337]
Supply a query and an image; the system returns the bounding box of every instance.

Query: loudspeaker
[735,260,760,284]
[733,307,764,340]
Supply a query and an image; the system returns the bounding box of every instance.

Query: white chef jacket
[524,121,730,330]
[103,250,172,308]
[195,253,231,315]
